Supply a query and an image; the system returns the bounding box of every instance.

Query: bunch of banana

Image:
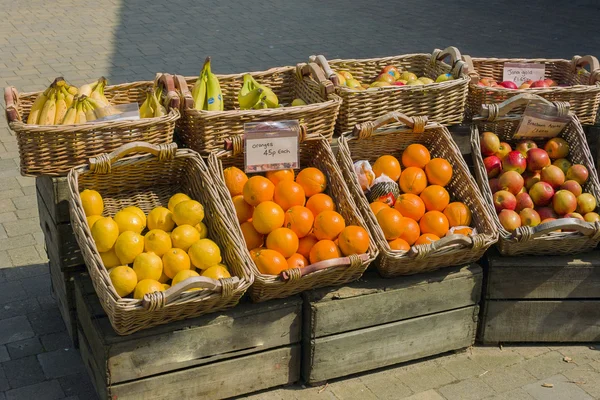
[139,84,167,118]
[26,77,78,125]
[237,74,279,110]
[59,95,117,124]
[191,57,223,111]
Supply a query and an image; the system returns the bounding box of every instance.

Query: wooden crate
[302,265,482,384]
[74,273,302,400]
[479,248,600,344]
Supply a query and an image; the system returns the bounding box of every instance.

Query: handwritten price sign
[503,63,546,84]
[244,121,299,173]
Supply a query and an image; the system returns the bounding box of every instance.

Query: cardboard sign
[514,104,570,138]
[244,121,299,173]
[503,63,546,84]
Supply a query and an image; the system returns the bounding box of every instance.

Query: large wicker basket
[471,94,600,256]
[463,54,600,124]
[208,133,378,302]
[309,46,469,135]
[337,112,497,277]
[67,142,253,335]
[172,63,341,157]
[4,75,180,177]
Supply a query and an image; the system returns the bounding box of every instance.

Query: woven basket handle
[407,234,479,258]
[308,54,339,86]
[88,141,178,173]
[461,54,480,83]
[479,93,570,121]
[223,124,309,156]
[296,62,335,97]
[352,111,429,139]
[174,74,195,109]
[4,86,20,123]
[141,276,241,310]
[280,253,369,282]
[512,219,600,241]
[157,73,180,111]
[431,46,465,78]
[571,55,600,85]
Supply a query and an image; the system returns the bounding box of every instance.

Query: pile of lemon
[80,190,231,300]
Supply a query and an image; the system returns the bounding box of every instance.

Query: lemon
[188,239,221,270]
[91,217,119,252]
[162,283,171,291]
[171,224,200,252]
[113,210,145,234]
[133,252,163,281]
[158,271,170,284]
[162,248,191,278]
[147,207,175,232]
[144,229,172,257]
[201,265,231,280]
[168,193,191,212]
[172,269,200,286]
[109,265,137,297]
[172,200,204,227]
[133,279,163,300]
[114,231,144,265]
[86,215,103,230]
[122,206,146,226]
[195,222,208,239]
[80,189,104,217]
[100,248,121,269]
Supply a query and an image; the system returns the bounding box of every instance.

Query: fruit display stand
[336,112,497,277]
[74,272,301,399]
[309,46,469,134]
[471,94,600,256]
[172,63,341,157]
[463,54,600,124]
[479,248,600,344]
[302,264,482,384]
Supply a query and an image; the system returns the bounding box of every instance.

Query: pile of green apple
[334,65,455,90]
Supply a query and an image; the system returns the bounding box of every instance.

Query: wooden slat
[49,261,77,348]
[304,306,478,384]
[481,300,600,344]
[36,176,71,224]
[78,329,109,400]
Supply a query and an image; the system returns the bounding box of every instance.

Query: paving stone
[7,246,45,266]
[38,349,84,379]
[438,354,487,380]
[19,186,36,197]
[0,364,9,392]
[508,345,552,360]
[0,199,16,213]
[4,380,65,400]
[480,364,538,393]
[562,365,600,398]
[0,251,10,268]
[15,207,38,220]
[522,374,593,400]
[0,178,20,190]
[522,351,577,379]
[438,377,496,400]
[0,189,24,201]
[0,297,41,320]
[20,274,51,297]
[6,337,43,360]
[2,355,46,388]
[552,346,600,365]
[469,347,524,371]
[0,316,34,346]
[401,389,445,400]
[0,234,36,252]
[37,294,57,311]
[396,362,456,393]
[328,378,378,400]
[28,309,65,336]
[360,369,413,399]
[15,176,34,188]
[0,345,9,362]
[3,264,48,281]
[484,388,535,400]
[11,195,37,211]
[57,372,96,398]
[0,280,27,305]
[40,331,72,352]
[0,212,17,224]
[590,360,600,372]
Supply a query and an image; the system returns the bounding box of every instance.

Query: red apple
[536,206,557,220]
[493,190,517,212]
[479,78,497,87]
[526,148,550,171]
[518,186,527,195]
[564,212,584,221]
[544,138,569,159]
[516,140,537,156]
[381,65,400,80]
[576,193,597,214]
[544,79,558,87]
[523,171,541,190]
[566,164,589,185]
[499,209,522,232]
[541,217,557,225]
[519,208,541,227]
[499,81,518,89]
[519,80,533,89]
[496,142,512,160]
[529,181,555,206]
[498,171,525,195]
[553,190,577,215]
[376,73,396,84]
[560,180,582,197]
[515,192,534,212]
[480,131,501,156]
[553,158,572,174]
[393,81,405,86]
[488,178,501,194]
[484,156,503,178]
[502,150,527,174]
[530,80,550,88]
[540,165,565,189]
[584,212,600,222]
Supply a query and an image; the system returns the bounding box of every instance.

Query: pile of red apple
[477,78,565,89]
[480,131,599,233]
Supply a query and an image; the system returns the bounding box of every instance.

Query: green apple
[407,80,424,86]
[419,77,434,84]
[346,78,362,89]
[435,73,454,83]
[291,98,307,107]
[370,81,391,87]
[399,71,418,82]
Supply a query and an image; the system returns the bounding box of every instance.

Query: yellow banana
[54,91,67,124]
[239,74,253,98]
[248,75,278,108]
[192,58,210,108]
[67,85,78,96]
[38,90,57,125]
[75,101,87,124]
[152,89,166,117]
[27,86,51,124]
[60,86,74,108]
[83,100,96,122]
[238,87,263,110]
[90,77,109,106]
[139,89,154,118]
[61,98,77,125]
[253,96,268,110]
[78,78,100,97]
[205,58,223,111]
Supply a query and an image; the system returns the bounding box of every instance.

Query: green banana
[239,74,253,98]
[238,87,263,110]
[253,96,268,110]
[204,57,223,111]
[247,74,279,108]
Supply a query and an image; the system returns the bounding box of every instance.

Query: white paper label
[503,63,546,84]
[244,129,299,173]
[514,114,568,138]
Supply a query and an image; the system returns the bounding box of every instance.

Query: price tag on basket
[244,120,300,173]
[503,63,546,84]
[514,103,570,138]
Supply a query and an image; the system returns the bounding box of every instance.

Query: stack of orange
[367,144,472,251]
[223,166,370,275]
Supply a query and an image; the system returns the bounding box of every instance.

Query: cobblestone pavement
[1,0,600,399]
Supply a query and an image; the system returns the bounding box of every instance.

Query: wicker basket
[471,93,600,256]
[463,54,600,124]
[67,142,253,335]
[309,46,469,135]
[337,112,497,277]
[172,63,341,157]
[4,74,180,177]
[207,132,378,302]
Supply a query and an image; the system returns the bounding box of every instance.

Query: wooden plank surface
[78,329,109,400]
[481,300,600,344]
[74,274,302,384]
[49,261,77,347]
[304,265,481,338]
[304,306,478,383]
[36,176,71,224]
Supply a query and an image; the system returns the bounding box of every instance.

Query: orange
[309,240,341,264]
[420,185,450,212]
[251,248,288,275]
[398,217,420,245]
[266,228,299,258]
[273,181,306,211]
[287,253,309,269]
[313,210,346,240]
[306,193,335,216]
[297,234,319,259]
[372,155,401,181]
[453,227,473,236]
[388,238,410,251]
[394,194,426,221]
[223,166,248,197]
[296,167,327,197]
[232,195,254,223]
[443,202,472,227]
[399,167,428,195]
[369,201,389,216]
[419,211,449,238]
[266,169,295,186]
[338,226,370,256]
[376,208,403,240]
[283,206,314,238]
[240,221,264,250]
[415,233,440,245]
[252,201,284,234]
[402,144,431,169]
[243,176,275,206]
[425,158,453,187]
